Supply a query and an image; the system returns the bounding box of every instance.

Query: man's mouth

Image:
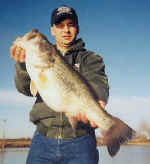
[63,35,72,40]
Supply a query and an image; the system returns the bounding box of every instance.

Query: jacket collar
[55,38,85,56]
[66,38,85,54]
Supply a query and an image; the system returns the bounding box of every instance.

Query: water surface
[98,145,150,164]
[0,146,150,164]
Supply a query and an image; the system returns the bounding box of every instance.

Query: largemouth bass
[13,30,136,157]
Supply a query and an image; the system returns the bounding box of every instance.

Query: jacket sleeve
[14,62,33,96]
[80,52,109,103]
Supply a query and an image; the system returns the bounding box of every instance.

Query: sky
[0,0,150,138]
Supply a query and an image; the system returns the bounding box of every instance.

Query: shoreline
[0,138,150,149]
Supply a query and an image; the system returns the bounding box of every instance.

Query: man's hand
[77,100,107,128]
[98,100,106,109]
[10,44,26,62]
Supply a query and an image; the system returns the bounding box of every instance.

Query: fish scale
[13,29,136,157]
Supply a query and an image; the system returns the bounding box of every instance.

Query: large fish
[13,30,136,157]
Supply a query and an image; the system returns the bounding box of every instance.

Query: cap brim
[54,14,74,24]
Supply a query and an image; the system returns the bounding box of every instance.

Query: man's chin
[63,41,73,47]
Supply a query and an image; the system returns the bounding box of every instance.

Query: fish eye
[26,33,38,41]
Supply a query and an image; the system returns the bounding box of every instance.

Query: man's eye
[68,23,74,27]
[56,24,64,28]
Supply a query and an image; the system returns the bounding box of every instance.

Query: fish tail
[102,117,136,157]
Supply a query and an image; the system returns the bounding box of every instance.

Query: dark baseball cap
[51,5,79,28]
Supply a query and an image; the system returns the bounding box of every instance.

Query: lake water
[0,146,150,164]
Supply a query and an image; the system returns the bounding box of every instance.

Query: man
[10,5,109,164]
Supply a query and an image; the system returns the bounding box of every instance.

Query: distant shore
[0,137,150,149]
[0,138,31,149]
[96,137,150,146]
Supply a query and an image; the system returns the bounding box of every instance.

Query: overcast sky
[0,0,150,138]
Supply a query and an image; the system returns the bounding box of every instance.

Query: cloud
[1,89,149,122]
[0,89,35,106]
[107,96,150,113]
[0,89,36,138]
[4,122,35,138]
[1,89,150,133]
[106,96,150,129]
[96,96,150,137]
[109,96,150,110]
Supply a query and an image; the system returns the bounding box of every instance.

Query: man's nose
[64,25,70,32]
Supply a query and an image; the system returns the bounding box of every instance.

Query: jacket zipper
[57,112,63,139]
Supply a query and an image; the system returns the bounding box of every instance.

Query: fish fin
[30,80,38,96]
[107,140,120,157]
[102,117,136,157]
[38,71,49,89]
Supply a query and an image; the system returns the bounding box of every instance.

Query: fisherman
[10,5,109,164]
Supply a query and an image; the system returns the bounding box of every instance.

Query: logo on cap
[57,6,72,15]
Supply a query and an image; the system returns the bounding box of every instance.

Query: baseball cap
[51,5,79,28]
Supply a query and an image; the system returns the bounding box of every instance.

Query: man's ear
[50,27,55,37]
[77,26,79,35]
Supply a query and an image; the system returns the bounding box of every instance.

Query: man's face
[51,19,78,48]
